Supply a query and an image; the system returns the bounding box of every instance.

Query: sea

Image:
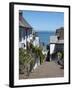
[37,31,55,45]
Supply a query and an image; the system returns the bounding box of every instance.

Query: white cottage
[19,11,40,49]
[50,27,64,61]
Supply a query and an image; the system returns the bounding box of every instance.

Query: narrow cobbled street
[28,61,64,79]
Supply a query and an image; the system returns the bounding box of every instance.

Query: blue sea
[37,31,55,45]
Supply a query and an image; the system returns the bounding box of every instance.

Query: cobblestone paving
[28,61,64,79]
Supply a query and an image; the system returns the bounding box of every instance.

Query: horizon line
[33,30,56,32]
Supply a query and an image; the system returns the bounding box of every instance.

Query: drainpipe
[26,28,28,50]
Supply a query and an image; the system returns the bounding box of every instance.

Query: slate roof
[19,16,32,29]
[56,27,64,40]
[50,36,64,44]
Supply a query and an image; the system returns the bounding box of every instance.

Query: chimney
[19,10,23,16]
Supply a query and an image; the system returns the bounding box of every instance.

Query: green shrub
[30,44,45,64]
[61,51,64,59]
[19,48,35,74]
[19,48,34,65]
[57,52,64,60]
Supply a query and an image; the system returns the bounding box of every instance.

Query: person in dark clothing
[46,50,50,61]
[46,45,50,61]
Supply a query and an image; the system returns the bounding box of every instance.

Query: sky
[23,10,64,32]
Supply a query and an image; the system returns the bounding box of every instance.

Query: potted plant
[57,52,62,60]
